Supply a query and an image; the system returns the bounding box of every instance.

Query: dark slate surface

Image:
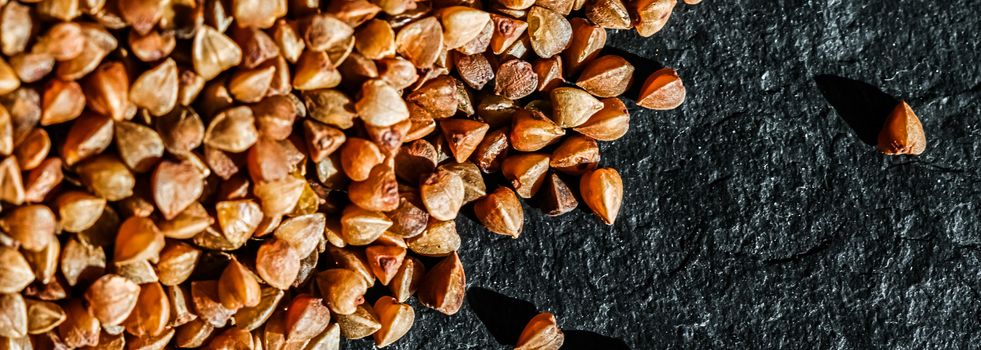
[350,0,981,348]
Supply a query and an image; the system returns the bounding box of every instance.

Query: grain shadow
[467,287,538,345]
[813,75,898,145]
[467,287,631,349]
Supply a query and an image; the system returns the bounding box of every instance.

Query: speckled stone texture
[348,0,981,348]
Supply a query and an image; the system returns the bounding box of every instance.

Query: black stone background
[351,0,981,348]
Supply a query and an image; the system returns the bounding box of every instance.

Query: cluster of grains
[0,0,695,348]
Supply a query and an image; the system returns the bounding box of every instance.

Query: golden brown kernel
[10,52,54,84]
[205,326,253,349]
[118,0,164,35]
[0,246,34,294]
[489,14,528,55]
[0,2,32,56]
[156,107,205,154]
[76,155,133,201]
[304,89,357,129]
[156,241,201,286]
[339,137,384,182]
[114,216,165,264]
[515,312,565,350]
[0,204,56,252]
[635,0,675,37]
[444,161,486,203]
[84,274,140,326]
[349,164,400,212]
[0,156,23,205]
[510,109,566,152]
[218,259,262,310]
[23,157,63,203]
[272,20,306,63]
[579,168,623,225]
[175,318,215,348]
[406,219,461,257]
[284,294,331,342]
[55,191,105,234]
[233,286,285,331]
[457,19,494,55]
[407,76,459,120]
[533,56,564,92]
[193,26,243,80]
[303,14,355,52]
[58,299,101,348]
[495,59,539,100]
[113,122,163,174]
[25,299,65,335]
[204,106,259,153]
[40,79,85,126]
[550,87,604,128]
[339,205,391,245]
[502,153,550,198]
[191,280,237,327]
[395,17,443,69]
[526,6,572,58]
[576,55,634,97]
[437,6,491,49]
[253,94,303,140]
[0,293,26,339]
[389,256,425,302]
[166,286,198,327]
[62,112,113,166]
[357,79,410,127]
[335,304,380,339]
[550,135,600,175]
[586,0,631,29]
[541,173,578,216]
[129,29,177,63]
[377,57,419,90]
[26,238,59,285]
[637,67,686,110]
[366,118,411,154]
[256,239,301,290]
[573,97,630,141]
[59,238,106,288]
[131,59,179,116]
[316,268,368,315]
[152,160,204,220]
[13,128,47,171]
[419,167,466,221]
[124,282,170,337]
[254,175,306,216]
[84,61,132,121]
[454,52,495,90]
[386,192,430,239]
[58,24,118,80]
[293,50,342,91]
[233,0,286,29]
[878,101,927,155]
[472,128,510,173]
[373,296,415,347]
[229,64,276,102]
[474,186,524,237]
[327,0,383,26]
[356,19,396,60]
[564,19,607,76]
[440,119,489,163]
[417,252,466,315]
[1,87,40,146]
